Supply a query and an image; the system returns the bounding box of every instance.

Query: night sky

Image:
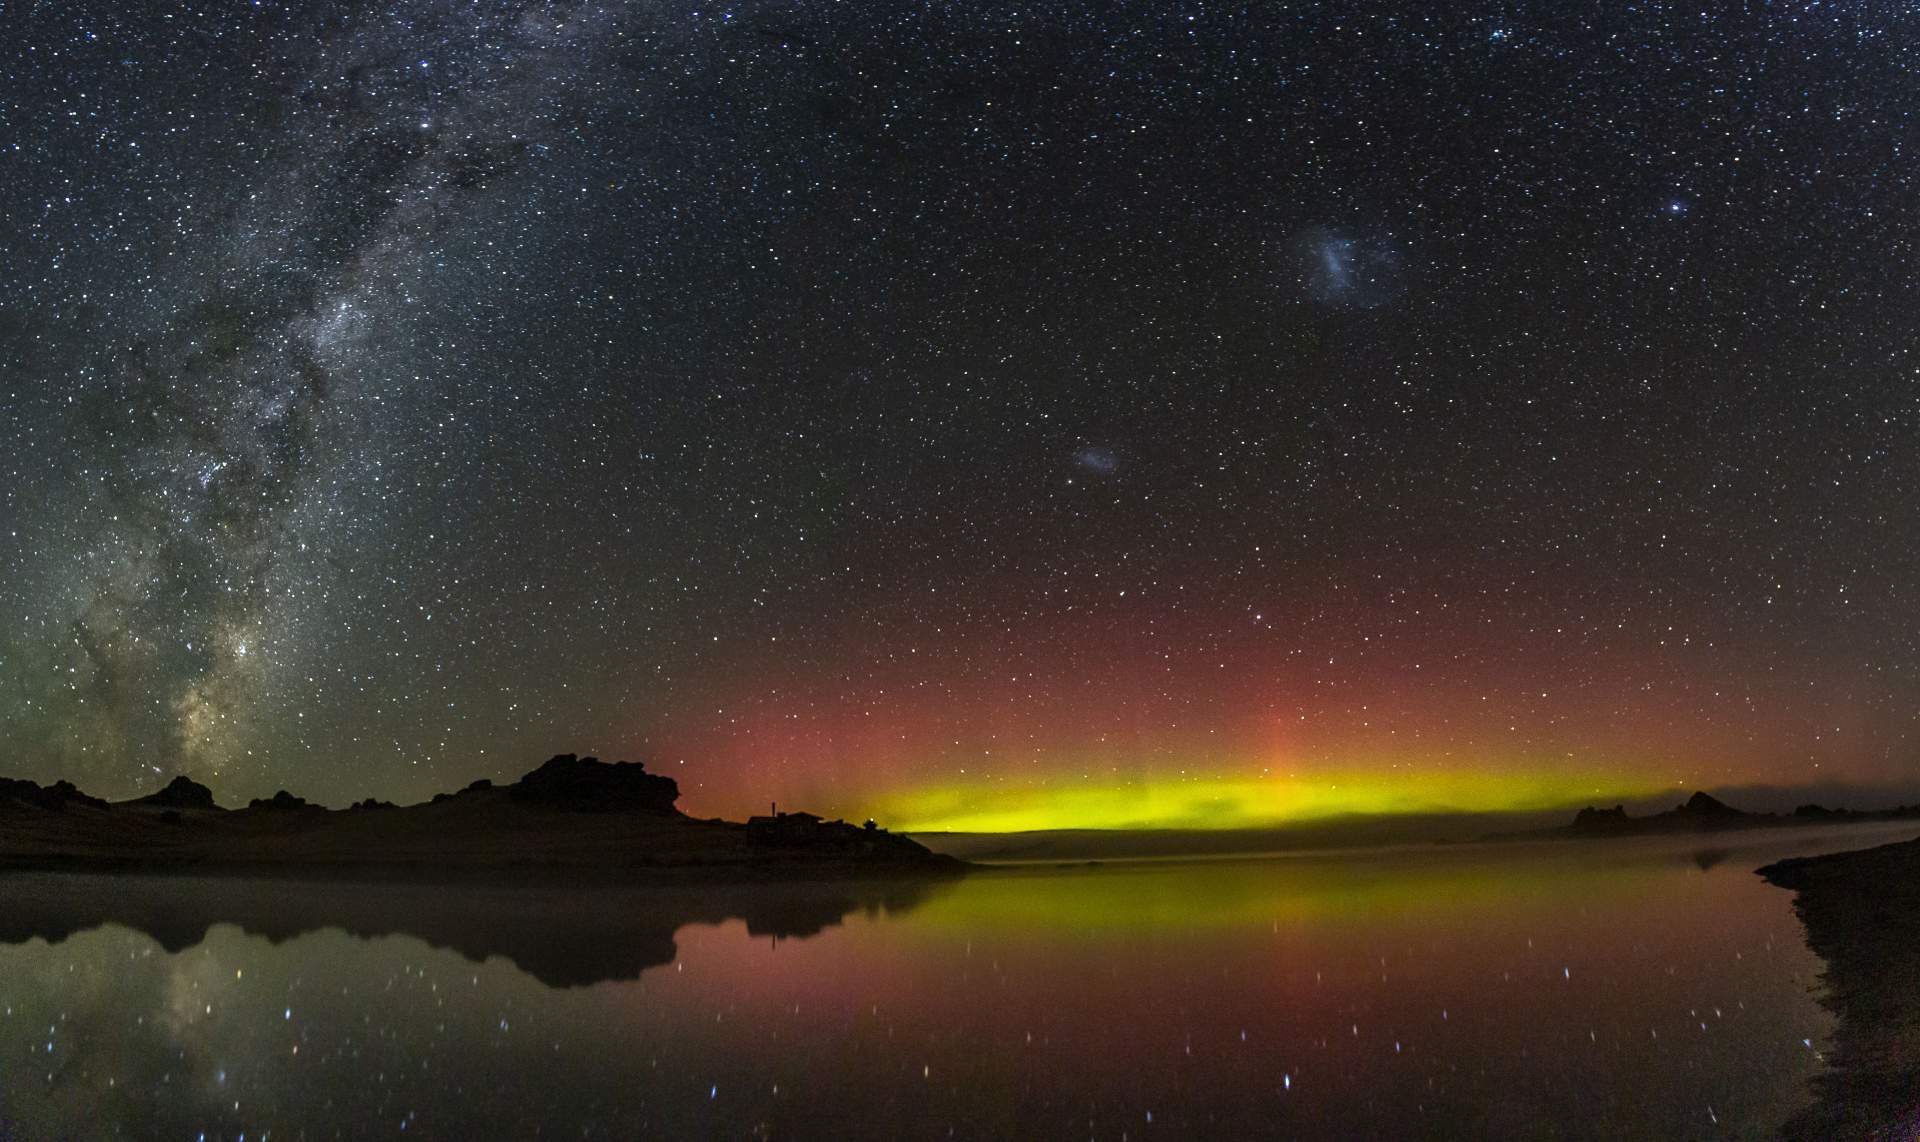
[3,2,1918,828]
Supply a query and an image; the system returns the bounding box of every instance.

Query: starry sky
[3,1,1918,827]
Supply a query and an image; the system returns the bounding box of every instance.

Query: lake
[0,823,1911,1140]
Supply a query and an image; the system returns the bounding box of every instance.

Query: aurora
[864,766,1673,834]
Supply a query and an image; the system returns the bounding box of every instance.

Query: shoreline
[1758,832,1920,1140]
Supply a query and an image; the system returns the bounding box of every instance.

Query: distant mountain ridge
[1497,791,1920,841]
[0,755,959,881]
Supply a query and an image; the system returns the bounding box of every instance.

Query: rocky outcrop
[0,754,958,880]
[506,754,680,813]
[247,791,320,812]
[1675,791,1742,818]
[1570,804,1628,831]
[0,778,107,813]
[1497,792,1920,843]
[134,776,219,811]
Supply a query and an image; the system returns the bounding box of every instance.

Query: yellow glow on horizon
[869,767,1668,833]
[902,852,1677,934]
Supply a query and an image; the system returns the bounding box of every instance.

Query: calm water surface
[0,824,1910,1140]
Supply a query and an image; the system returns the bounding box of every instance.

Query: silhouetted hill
[248,790,321,812]
[0,778,106,813]
[1569,804,1629,830]
[133,776,218,811]
[0,754,961,882]
[1679,790,1740,817]
[508,753,679,812]
[1494,793,1920,842]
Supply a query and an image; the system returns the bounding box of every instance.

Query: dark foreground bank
[1759,834,1920,1141]
[0,754,962,882]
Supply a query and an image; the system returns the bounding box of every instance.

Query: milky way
[5,1,624,790]
[4,3,1920,819]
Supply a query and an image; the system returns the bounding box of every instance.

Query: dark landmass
[0,871,953,988]
[1489,791,1920,842]
[1758,838,1920,1141]
[0,755,961,881]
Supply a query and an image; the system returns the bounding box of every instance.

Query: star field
[3,2,1919,820]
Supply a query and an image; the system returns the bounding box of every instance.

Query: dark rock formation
[134,776,218,811]
[0,778,107,813]
[430,779,494,804]
[1571,804,1628,831]
[506,754,679,813]
[1496,790,1920,843]
[1549,796,1754,838]
[1565,794,1751,836]
[0,754,959,881]
[248,790,318,812]
[1676,791,1743,818]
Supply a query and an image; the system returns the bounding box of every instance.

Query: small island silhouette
[0,754,962,881]
[1491,790,1920,841]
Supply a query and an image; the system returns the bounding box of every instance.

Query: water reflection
[0,825,1907,1140]
[0,873,952,988]
[1691,848,1731,871]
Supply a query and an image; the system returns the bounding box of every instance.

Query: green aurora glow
[870,766,1672,833]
